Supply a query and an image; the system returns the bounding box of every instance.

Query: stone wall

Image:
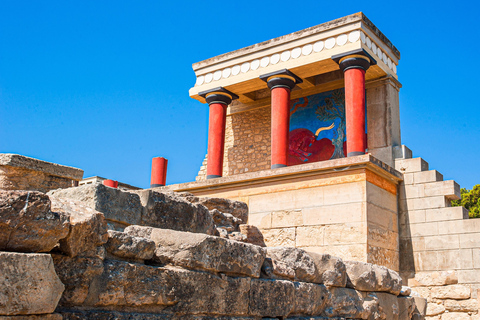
[396,150,480,319]
[197,106,271,180]
[0,183,424,319]
[0,154,83,193]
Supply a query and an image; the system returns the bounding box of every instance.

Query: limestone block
[238,224,266,247]
[423,180,460,200]
[264,247,317,282]
[366,182,398,212]
[367,246,400,272]
[375,292,400,320]
[443,298,478,312]
[134,190,216,235]
[247,212,272,229]
[474,248,480,269]
[0,252,64,315]
[308,252,347,287]
[305,243,367,263]
[395,158,429,173]
[248,279,294,317]
[425,206,469,222]
[411,196,449,211]
[460,233,480,249]
[399,184,425,200]
[0,153,83,193]
[295,226,324,247]
[323,287,366,319]
[345,260,376,291]
[455,270,480,284]
[0,190,69,253]
[441,312,471,320]
[181,194,248,224]
[48,183,143,226]
[437,249,473,270]
[408,222,438,237]
[408,270,458,287]
[260,227,295,247]
[368,203,398,232]
[403,173,414,185]
[399,209,426,225]
[374,265,402,295]
[400,286,412,296]
[50,196,108,257]
[323,223,366,245]
[105,230,155,260]
[125,226,265,278]
[51,254,104,306]
[414,251,439,271]
[292,282,328,316]
[398,296,415,320]
[367,224,398,251]
[393,145,413,160]
[424,234,460,251]
[413,170,443,184]
[301,201,365,226]
[438,219,480,235]
[369,146,394,167]
[271,209,303,228]
[426,302,445,316]
[248,187,324,214]
[322,182,365,206]
[430,285,471,300]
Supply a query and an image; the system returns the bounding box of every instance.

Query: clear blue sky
[1,1,478,189]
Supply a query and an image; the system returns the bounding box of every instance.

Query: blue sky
[0,1,478,189]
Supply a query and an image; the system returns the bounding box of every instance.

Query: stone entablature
[190,12,399,106]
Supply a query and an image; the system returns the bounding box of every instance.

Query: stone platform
[163,154,403,271]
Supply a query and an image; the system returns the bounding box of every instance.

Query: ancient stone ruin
[0,154,426,319]
[2,12,479,320]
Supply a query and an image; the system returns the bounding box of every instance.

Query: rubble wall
[0,186,424,320]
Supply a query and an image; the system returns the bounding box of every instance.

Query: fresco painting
[288,88,347,166]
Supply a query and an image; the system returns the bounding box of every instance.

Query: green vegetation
[452,185,480,218]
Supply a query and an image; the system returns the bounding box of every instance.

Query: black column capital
[332,49,376,72]
[260,69,303,90]
[199,87,239,106]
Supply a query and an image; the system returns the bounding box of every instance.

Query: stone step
[393,145,413,159]
[400,196,451,212]
[400,180,460,200]
[395,157,429,174]
[403,170,444,185]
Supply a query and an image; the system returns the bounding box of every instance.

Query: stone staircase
[395,148,480,319]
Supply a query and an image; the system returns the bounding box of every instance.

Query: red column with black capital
[260,70,302,169]
[200,88,238,179]
[339,54,371,157]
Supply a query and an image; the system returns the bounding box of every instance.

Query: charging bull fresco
[288,88,347,166]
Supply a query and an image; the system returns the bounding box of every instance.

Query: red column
[206,102,228,178]
[199,88,237,179]
[339,55,371,157]
[150,157,168,187]
[103,179,118,188]
[260,71,301,169]
[271,86,291,168]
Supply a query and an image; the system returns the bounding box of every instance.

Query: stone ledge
[0,154,83,180]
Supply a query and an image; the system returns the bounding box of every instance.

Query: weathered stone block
[430,284,471,300]
[52,254,104,306]
[48,183,143,226]
[395,158,429,173]
[441,312,471,320]
[443,298,478,312]
[426,302,445,316]
[50,196,108,257]
[398,296,415,320]
[292,282,328,316]
[261,227,295,247]
[105,230,155,260]
[0,315,63,320]
[308,252,347,287]
[323,287,366,319]
[179,194,249,224]
[0,252,64,315]
[375,292,400,320]
[248,279,294,317]
[264,247,317,282]
[0,153,83,193]
[238,224,266,247]
[408,271,458,287]
[0,190,69,253]
[135,190,216,235]
[125,226,265,278]
[413,170,443,184]
[345,260,376,292]
[295,226,324,247]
